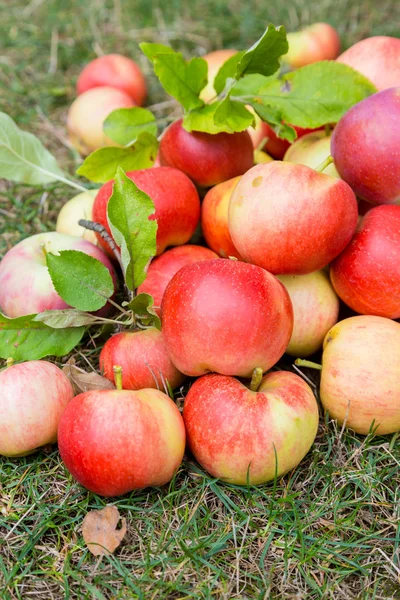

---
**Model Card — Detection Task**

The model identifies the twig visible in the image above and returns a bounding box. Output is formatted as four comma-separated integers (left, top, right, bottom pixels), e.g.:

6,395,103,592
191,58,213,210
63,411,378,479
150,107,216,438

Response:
78,220,123,271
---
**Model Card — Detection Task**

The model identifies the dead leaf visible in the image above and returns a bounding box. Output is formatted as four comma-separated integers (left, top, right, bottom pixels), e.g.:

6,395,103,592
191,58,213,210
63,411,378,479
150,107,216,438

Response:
63,358,115,394
82,505,127,556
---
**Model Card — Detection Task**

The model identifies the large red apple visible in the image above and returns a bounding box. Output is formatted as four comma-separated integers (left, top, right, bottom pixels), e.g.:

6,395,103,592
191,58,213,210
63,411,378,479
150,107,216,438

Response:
0,360,74,457
183,370,319,485
283,23,340,69
330,205,400,319
228,162,358,275
161,259,293,377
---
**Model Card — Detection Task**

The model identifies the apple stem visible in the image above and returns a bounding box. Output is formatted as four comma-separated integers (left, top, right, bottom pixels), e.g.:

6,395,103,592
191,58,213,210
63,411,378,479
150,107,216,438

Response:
6,358,14,368
294,359,323,371
113,365,123,390
315,155,334,173
249,367,264,392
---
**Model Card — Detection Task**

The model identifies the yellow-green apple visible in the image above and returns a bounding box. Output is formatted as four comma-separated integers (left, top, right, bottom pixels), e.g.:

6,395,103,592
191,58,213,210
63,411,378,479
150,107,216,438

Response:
0,360,74,457
56,190,98,245
58,370,186,496
100,328,185,390
137,245,218,314
67,86,135,155
93,166,201,257
277,271,340,357
159,119,254,188
331,88,400,205
330,205,400,318
337,36,400,91
199,49,237,102
260,123,323,160
253,149,274,164
183,370,319,484
283,22,340,68
77,53,147,105
161,259,293,377
201,177,242,259
0,232,116,318
283,130,339,178
228,162,358,275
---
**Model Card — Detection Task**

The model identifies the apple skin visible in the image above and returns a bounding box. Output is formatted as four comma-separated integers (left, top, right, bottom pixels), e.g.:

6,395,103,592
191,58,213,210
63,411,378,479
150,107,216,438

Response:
67,86,135,155
99,328,185,391
76,53,147,105
199,49,237,102
183,371,319,485
261,123,321,160
161,259,293,377
0,361,74,457
228,162,358,275
137,245,218,314
337,36,400,91
283,131,340,178
93,166,201,257
201,177,242,259
320,316,400,435
277,271,340,357
159,119,254,188
330,205,400,319
0,232,117,318
283,23,340,68
331,88,400,205
58,387,186,496
56,190,98,245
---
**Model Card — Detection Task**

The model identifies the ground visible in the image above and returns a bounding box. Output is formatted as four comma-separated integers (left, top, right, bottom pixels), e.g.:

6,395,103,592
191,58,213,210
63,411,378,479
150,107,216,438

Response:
1,0,400,598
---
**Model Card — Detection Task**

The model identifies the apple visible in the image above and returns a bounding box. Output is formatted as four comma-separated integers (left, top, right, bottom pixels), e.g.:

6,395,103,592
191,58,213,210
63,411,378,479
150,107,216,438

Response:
67,86,135,155
137,245,218,314
58,368,186,496
228,162,358,275
277,271,340,357
158,119,254,188
331,88,400,205
161,258,293,377
0,360,74,457
76,53,147,105
260,123,322,160
93,166,201,257
337,36,400,91
253,149,274,165
283,130,340,178
283,22,340,68
330,205,400,319
199,49,238,103
0,232,116,318
201,177,242,259
56,190,98,245
183,370,319,485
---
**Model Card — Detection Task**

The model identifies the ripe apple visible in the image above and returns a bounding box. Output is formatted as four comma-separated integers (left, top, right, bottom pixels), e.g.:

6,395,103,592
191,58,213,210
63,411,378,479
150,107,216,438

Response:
199,49,238,102
277,271,340,357
337,36,400,91
283,22,340,68
67,86,135,155
159,119,254,188
0,360,74,457
93,166,201,257
56,190,98,245
261,123,322,160
183,370,319,485
100,327,185,390
76,53,147,105
228,162,358,275
201,177,242,259
161,259,293,377
253,149,274,165
0,232,116,318
283,130,340,178
330,205,400,319
137,245,218,314
331,88,400,205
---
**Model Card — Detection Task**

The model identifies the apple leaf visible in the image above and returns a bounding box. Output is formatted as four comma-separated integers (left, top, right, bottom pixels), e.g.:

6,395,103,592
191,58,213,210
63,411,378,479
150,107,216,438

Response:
140,43,175,60
63,358,115,394
213,52,243,95
0,312,85,361
183,103,229,134
248,102,296,142
103,107,157,146
235,24,288,79
107,168,157,291
33,309,100,328
214,96,255,132
126,293,161,330
46,250,114,312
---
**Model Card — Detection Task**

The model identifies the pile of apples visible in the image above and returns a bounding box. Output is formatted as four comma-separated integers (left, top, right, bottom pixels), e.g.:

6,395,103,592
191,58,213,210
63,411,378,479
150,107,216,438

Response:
1,27,400,499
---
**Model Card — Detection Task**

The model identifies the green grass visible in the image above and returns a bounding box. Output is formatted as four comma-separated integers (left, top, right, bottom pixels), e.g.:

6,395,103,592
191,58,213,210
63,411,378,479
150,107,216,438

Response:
1,0,400,598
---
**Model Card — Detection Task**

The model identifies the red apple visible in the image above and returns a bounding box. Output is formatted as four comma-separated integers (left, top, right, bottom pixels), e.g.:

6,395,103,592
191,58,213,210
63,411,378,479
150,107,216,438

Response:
161,259,293,377
283,130,339,178
200,49,238,103
159,119,254,188
183,370,319,485
337,36,400,91
0,232,116,318
56,190,98,245
93,166,201,257
137,245,218,314
330,205,400,319
0,360,74,457
331,88,400,205
283,23,341,69
228,162,358,275
77,53,147,105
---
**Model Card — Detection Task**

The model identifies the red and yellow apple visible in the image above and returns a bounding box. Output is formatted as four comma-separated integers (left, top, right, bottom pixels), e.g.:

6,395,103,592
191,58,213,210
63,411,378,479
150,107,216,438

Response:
56,190,98,245
283,22,340,68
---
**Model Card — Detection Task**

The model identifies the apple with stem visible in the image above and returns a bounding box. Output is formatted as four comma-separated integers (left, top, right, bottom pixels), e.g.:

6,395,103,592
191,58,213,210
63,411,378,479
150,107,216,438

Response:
283,130,339,178
56,190,98,245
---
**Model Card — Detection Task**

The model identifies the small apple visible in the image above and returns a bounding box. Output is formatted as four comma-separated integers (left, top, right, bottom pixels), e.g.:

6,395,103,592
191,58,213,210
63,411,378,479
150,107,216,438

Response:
56,190,98,245
283,22,340,68
261,123,321,160
283,130,340,178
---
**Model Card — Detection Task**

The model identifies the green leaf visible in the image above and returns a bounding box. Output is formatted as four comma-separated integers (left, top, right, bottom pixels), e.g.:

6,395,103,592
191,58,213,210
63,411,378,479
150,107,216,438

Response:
213,97,255,132
46,250,114,312
103,107,157,146
231,73,278,96
76,133,159,183
33,309,100,328
213,52,244,95
183,103,231,134
126,293,161,330
0,313,84,361
249,102,296,142
235,24,288,79
140,43,175,60
107,168,157,290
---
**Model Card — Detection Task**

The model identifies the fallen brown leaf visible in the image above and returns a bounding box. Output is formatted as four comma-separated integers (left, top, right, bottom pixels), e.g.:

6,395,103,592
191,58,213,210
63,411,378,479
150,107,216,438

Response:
82,505,127,556
63,358,115,394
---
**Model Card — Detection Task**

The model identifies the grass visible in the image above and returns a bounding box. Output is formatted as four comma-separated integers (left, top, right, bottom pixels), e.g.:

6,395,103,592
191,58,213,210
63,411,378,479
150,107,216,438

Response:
1,0,400,598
